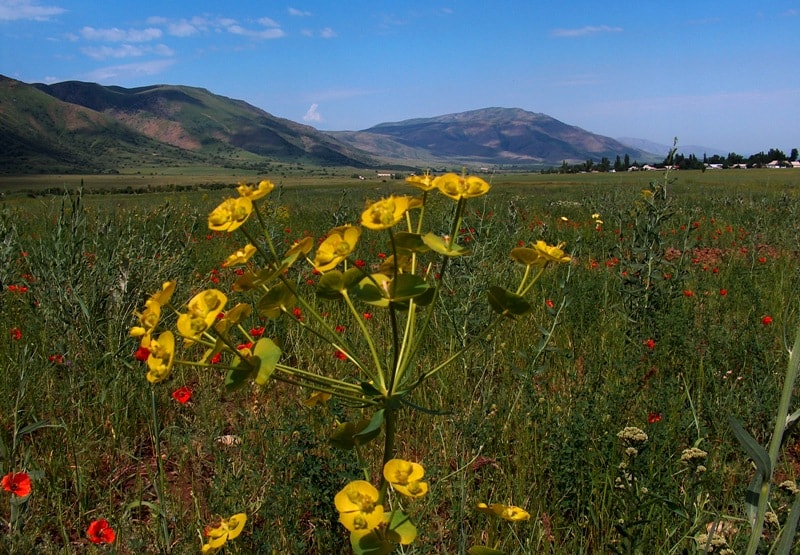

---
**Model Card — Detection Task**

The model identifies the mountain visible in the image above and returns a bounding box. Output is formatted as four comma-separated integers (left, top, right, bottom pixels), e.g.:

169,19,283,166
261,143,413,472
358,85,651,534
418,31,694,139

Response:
331,107,653,166
616,137,728,159
0,75,374,174
2,75,660,175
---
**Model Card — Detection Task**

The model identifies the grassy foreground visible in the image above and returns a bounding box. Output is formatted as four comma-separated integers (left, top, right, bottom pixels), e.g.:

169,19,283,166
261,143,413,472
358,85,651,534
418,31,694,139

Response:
2,169,800,553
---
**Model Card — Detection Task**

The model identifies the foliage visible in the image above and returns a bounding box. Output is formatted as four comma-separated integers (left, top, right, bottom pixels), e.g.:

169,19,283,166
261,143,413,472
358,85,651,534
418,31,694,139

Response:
1,172,800,553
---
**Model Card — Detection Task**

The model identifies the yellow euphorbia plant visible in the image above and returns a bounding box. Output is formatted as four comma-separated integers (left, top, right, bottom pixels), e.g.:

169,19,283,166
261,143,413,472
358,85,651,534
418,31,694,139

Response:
131,172,570,553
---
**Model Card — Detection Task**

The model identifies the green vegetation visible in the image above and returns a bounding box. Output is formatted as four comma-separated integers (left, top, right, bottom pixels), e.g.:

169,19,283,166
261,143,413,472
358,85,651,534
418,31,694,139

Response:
2,169,800,553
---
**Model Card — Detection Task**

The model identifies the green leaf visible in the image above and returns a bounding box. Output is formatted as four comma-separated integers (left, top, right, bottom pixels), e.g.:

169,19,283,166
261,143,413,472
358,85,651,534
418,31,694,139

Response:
257,283,296,319
775,488,800,555
393,232,430,254
350,529,393,555
316,270,346,299
353,409,384,444
330,416,383,450
253,338,281,386
386,509,417,545
18,420,64,436
728,416,771,479
360,381,383,397
224,356,256,391
388,274,430,302
422,232,472,257
468,547,505,555
487,286,532,317
330,422,358,450
351,274,390,307
728,416,771,523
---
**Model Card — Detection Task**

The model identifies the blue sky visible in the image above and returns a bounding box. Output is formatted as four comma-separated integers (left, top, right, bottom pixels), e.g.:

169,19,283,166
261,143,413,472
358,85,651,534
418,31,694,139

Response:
1,0,798,154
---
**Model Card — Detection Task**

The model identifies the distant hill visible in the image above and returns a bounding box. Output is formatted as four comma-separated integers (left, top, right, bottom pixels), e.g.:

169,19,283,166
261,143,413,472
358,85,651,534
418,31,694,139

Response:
0,75,375,174
2,74,663,175
331,107,653,166
616,137,728,159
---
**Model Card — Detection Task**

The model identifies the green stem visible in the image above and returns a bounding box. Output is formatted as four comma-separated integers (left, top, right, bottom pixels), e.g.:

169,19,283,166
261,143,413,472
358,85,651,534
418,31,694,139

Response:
149,388,172,552
745,322,800,555
378,407,397,504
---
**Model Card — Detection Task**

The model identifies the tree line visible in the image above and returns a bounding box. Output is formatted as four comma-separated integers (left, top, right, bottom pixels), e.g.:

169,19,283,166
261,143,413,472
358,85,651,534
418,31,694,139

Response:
544,147,799,174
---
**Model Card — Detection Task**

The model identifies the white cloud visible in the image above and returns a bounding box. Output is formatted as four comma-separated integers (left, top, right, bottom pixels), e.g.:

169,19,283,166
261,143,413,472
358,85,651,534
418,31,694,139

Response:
83,59,176,82
288,7,312,16
319,27,337,38
166,20,200,37
0,0,65,21
258,17,280,27
551,25,623,38
80,42,174,61
303,103,322,123
80,26,162,42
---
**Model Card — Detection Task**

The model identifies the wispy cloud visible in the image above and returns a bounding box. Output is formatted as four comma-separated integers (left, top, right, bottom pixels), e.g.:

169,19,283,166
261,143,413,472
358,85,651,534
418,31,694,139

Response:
288,7,312,17
80,26,162,42
782,8,798,16
319,27,337,38
80,43,174,61
303,103,322,122
551,25,622,38
142,15,285,40
83,59,176,82
0,0,65,21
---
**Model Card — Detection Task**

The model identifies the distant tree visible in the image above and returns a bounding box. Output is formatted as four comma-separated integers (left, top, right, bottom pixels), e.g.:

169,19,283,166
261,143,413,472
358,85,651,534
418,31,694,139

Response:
726,152,744,166
623,153,630,170
584,159,594,172
614,155,622,172
599,157,611,172
790,148,798,162
767,148,786,161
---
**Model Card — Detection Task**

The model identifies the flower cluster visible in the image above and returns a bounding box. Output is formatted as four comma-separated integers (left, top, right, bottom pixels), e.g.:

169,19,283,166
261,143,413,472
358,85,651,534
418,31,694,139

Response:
202,513,247,553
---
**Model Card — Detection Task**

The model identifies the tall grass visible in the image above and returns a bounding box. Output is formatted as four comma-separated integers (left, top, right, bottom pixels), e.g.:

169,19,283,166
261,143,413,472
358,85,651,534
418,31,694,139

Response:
1,172,799,553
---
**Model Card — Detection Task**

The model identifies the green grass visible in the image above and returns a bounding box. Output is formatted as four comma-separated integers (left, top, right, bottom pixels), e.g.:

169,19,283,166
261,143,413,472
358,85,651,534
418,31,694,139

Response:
1,169,800,553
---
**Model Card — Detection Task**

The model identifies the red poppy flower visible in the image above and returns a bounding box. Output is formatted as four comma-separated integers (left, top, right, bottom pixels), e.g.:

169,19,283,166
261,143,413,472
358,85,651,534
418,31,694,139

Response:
210,352,222,364
648,412,663,424
334,350,347,360
134,346,150,362
355,259,366,268
87,518,116,544
363,312,373,320
48,354,65,364
1,471,31,497
237,341,253,351
335,325,346,334
762,315,773,326
683,290,694,297
719,289,727,296
10,327,21,341
249,326,265,337
292,307,303,321
643,338,655,351
545,299,555,309
171,386,192,405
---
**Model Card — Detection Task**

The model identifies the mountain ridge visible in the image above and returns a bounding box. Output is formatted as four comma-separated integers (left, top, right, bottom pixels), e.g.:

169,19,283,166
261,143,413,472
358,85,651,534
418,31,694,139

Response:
2,74,660,174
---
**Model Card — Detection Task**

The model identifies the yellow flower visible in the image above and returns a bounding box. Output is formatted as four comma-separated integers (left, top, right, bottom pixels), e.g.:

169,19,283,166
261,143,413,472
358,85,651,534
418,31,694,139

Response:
313,225,361,272
405,172,436,191
303,391,332,407
221,244,258,268
361,196,411,230
208,197,253,232
201,513,247,552
130,299,162,341
383,459,428,499
334,480,384,532
177,289,228,339
149,280,176,306
532,240,570,265
237,179,274,200
146,331,175,383
433,173,490,201
476,502,531,522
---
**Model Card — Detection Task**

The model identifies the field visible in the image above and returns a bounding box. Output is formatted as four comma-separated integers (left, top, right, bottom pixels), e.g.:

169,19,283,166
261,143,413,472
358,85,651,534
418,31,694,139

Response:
2,168,800,554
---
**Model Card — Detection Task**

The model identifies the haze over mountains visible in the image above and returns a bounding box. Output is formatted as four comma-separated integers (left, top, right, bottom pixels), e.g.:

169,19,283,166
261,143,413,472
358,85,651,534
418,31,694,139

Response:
1,75,666,175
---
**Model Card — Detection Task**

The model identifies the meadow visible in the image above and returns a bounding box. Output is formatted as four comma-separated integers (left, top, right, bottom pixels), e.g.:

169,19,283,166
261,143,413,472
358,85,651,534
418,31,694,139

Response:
2,168,800,554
